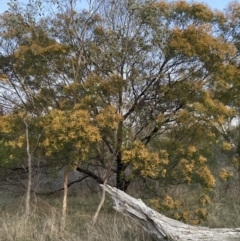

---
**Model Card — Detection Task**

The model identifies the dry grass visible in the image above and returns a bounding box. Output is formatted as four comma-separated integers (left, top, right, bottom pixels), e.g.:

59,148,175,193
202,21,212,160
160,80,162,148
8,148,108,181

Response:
1,182,240,241
201,180,240,228
205,197,240,228
0,191,152,241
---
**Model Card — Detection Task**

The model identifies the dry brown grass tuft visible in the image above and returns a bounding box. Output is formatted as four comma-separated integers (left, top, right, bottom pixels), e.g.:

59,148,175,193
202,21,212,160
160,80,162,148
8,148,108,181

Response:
205,197,240,228
0,192,152,241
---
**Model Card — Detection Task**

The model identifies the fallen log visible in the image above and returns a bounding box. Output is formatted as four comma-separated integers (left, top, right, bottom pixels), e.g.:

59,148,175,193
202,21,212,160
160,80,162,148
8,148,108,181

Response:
101,184,240,241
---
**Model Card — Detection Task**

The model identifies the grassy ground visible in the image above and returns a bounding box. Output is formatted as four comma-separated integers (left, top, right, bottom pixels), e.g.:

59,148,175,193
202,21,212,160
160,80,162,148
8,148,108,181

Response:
204,197,240,228
1,185,240,241
0,191,152,241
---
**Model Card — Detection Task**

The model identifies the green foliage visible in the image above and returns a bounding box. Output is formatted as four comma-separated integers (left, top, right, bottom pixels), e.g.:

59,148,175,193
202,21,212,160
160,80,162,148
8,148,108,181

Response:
0,114,26,167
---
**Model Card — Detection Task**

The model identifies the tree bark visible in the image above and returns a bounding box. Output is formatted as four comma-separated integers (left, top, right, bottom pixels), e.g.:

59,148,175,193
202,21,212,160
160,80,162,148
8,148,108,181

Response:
24,120,31,216
116,151,125,191
61,170,68,229
101,184,240,241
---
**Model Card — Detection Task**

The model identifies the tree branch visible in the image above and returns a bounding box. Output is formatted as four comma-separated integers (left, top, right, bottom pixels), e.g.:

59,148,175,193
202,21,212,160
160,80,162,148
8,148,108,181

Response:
76,167,104,184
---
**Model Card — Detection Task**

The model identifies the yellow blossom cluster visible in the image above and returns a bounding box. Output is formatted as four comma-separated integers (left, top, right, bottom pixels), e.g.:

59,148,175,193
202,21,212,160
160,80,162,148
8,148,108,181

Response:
41,109,101,156
199,194,211,206
222,142,233,151
232,156,240,167
219,168,233,181
96,105,122,130
196,166,215,188
122,141,169,178
179,158,195,184
161,195,180,210
0,114,14,133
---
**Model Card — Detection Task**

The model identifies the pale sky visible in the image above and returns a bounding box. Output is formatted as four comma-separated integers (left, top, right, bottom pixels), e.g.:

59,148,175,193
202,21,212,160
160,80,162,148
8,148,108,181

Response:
0,0,237,13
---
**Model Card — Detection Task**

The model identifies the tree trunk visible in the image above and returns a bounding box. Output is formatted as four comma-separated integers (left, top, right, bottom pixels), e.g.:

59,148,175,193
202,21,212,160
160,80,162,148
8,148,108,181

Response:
116,152,124,190
24,120,31,216
61,170,69,229
116,152,130,192
116,118,129,191
101,184,240,241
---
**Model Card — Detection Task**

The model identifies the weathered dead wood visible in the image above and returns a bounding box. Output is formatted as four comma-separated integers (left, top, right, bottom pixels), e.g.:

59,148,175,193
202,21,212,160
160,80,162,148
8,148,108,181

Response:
101,184,240,241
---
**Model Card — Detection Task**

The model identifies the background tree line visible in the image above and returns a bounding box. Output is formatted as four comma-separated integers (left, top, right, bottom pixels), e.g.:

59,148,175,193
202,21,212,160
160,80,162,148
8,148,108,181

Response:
1,0,240,224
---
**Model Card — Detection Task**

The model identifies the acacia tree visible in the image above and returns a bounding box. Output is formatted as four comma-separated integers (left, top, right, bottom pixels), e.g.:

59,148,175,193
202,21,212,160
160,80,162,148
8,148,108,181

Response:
206,1,240,200
0,0,239,223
